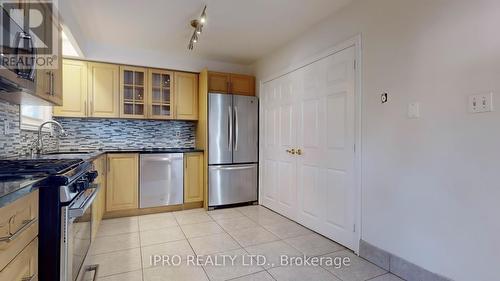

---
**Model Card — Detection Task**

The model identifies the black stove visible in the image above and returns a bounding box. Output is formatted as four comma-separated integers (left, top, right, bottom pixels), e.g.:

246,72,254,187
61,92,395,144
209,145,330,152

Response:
0,159,84,177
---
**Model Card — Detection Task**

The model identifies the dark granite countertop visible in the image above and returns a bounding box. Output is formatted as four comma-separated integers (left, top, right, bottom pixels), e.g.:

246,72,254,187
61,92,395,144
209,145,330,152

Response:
0,147,203,207
0,176,44,208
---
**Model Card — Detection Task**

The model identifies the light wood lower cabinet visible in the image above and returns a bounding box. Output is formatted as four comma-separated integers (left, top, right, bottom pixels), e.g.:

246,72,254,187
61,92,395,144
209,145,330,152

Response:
106,154,139,212
0,238,38,281
184,152,204,203
175,72,199,120
0,190,38,271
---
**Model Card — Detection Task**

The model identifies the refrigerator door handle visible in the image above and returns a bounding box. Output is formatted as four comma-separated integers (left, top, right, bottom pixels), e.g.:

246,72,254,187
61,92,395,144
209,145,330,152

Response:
228,106,233,151
211,165,253,171
234,106,239,151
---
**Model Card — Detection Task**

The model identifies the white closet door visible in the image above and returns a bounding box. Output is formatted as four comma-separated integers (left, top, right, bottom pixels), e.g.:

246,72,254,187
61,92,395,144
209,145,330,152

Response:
296,46,356,248
261,73,298,219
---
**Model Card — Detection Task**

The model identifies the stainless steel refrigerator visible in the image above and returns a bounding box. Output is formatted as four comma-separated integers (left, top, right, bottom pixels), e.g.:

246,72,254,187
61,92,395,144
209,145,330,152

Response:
208,93,258,207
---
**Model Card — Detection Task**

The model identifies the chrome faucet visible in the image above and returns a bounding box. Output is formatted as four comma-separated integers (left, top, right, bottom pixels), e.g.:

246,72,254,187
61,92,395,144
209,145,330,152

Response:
34,120,68,155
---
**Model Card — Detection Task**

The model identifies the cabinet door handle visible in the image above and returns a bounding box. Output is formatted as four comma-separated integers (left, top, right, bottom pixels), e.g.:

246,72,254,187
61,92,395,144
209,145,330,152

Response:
46,71,51,95
22,274,37,281
50,72,55,96
0,218,37,243
83,264,99,281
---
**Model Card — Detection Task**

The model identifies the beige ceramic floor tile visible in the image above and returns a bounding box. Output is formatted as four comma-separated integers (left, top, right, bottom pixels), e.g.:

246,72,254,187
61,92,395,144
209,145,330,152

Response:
202,248,265,281
230,271,276,281
248,212,291,226
228,226,279,247
188,233,241,255
100,216,138,225
141,239,195,268
89,232,140,255
138,215,178,231
262,221,312,239
96,220,139,237
245,240,302,269
321,250,387,281
268,265,341,281
207,208,245,221
98,270,143,281
180,221,224,238
175,212,213,225
284,233,344,257
140,226,186,246
216,216,259,232
143,263,208,281
369,273,405,281
85,248,142,278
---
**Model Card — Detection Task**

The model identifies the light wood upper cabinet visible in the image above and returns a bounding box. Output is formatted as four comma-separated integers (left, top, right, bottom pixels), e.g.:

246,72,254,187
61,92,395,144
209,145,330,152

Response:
53,59,88,117
184,152,204,203
207,72,230,93
88,62,120,118
32,2,63,106
175,72,199,120
148,69,174,119
207,71,255,96
229,74,255,96
120,66,147,119
106,154,138,212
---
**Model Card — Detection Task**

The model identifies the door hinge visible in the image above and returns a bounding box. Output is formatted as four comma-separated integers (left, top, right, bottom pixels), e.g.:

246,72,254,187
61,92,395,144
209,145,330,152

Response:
354,60,356,70
353,224,356,232
353,144,356,153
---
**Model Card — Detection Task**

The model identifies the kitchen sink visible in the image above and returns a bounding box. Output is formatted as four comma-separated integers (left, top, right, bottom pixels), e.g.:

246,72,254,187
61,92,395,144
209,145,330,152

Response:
45,151,94,155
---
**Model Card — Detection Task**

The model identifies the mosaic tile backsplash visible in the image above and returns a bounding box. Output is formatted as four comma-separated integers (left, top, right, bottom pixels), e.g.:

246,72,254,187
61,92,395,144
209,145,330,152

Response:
0,100,196,158
53,118,195,150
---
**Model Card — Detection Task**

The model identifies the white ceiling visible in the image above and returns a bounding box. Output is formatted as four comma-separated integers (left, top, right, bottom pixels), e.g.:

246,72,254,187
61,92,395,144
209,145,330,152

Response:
60,0,352,66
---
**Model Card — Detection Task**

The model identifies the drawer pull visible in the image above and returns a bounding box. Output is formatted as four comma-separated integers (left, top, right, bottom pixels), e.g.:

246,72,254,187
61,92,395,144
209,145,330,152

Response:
0,218,37,243
22,274,37,281
84,264,99,281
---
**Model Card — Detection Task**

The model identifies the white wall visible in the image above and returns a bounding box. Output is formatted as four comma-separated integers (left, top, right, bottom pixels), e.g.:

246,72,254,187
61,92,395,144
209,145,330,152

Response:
80,42,254,74
253,0,500,280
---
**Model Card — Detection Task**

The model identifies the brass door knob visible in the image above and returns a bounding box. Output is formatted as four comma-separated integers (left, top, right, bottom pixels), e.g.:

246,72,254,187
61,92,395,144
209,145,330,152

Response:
296,149,302,155
286,148,296,155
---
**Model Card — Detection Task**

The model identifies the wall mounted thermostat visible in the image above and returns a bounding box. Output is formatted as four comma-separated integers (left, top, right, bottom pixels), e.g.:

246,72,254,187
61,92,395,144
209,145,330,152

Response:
381,93,388,104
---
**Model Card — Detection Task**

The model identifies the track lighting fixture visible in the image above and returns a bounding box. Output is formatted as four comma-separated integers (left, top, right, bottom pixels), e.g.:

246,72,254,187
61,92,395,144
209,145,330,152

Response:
187,6,207,50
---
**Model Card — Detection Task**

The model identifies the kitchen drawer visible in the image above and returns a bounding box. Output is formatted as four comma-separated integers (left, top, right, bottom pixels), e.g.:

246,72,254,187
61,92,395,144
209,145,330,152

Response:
0,238,38,281
0,190,39,271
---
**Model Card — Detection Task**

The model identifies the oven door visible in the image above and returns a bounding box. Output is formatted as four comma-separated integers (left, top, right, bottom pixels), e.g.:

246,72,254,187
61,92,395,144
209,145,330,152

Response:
62,187,97,281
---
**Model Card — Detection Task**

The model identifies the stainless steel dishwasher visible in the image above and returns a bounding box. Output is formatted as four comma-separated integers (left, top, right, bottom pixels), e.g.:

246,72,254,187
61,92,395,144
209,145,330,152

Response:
140,153,184,208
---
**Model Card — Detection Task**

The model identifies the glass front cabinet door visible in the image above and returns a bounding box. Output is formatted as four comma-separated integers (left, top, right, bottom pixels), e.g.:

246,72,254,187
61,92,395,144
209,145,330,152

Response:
120,66,147,118
148,69,174,119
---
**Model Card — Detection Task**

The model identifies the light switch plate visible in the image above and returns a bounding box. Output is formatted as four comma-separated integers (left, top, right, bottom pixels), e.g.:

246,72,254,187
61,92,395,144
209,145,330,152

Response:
469,93,494,113
408,102,420,119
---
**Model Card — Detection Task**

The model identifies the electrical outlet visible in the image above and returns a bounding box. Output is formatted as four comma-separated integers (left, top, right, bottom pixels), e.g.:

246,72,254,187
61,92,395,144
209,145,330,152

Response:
469,93,494,113
408,102,420,119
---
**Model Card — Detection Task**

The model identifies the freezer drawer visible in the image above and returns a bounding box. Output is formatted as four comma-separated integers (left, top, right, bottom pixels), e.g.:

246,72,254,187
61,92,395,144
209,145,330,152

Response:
209,164,258,206
140,154,184,208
